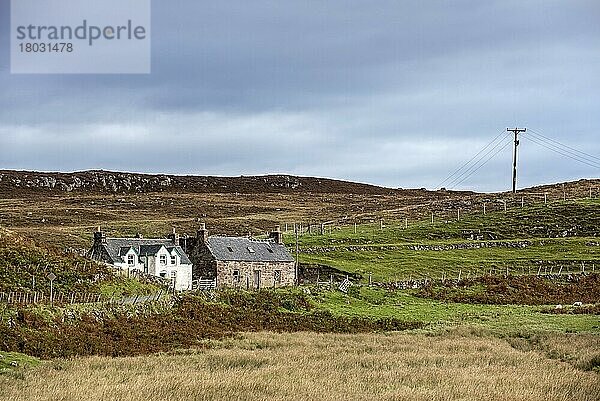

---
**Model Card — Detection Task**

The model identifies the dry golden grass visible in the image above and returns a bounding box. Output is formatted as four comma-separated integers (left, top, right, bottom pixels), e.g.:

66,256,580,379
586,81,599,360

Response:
507,332,600,372
1,331,598,401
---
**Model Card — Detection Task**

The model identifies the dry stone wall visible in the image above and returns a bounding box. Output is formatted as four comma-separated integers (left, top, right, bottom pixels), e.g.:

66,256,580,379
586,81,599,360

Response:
216,260,295,289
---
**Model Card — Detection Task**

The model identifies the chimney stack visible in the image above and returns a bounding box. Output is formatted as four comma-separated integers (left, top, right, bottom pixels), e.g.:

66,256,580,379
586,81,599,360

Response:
197,223,209,244
270,225,284,245
93,227,106,245
168,227,180,245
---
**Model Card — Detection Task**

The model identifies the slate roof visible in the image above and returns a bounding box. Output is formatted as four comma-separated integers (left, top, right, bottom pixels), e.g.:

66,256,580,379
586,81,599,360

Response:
101,238,192,264
206,236,295,262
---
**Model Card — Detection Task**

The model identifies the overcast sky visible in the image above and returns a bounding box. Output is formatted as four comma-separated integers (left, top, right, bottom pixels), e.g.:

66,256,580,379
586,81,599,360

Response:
0,1,599,191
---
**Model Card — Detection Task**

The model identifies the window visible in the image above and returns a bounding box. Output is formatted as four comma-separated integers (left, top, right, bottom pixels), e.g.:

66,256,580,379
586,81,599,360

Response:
127,254,135,266
171,271,177,279
274,270,282,284
233,269,240,283
159,271,167,278
247,246,255,253
159,254,167,266
227,246,234,252
170,255,176,265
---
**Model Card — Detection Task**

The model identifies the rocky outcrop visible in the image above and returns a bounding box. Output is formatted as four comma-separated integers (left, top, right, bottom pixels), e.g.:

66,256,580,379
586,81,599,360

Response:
0,170,400,196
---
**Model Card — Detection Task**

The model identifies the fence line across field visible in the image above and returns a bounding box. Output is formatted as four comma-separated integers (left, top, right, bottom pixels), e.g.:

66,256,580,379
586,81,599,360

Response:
0,290,167,306
312,268,593,291
0,268,593,306
280,191,598,237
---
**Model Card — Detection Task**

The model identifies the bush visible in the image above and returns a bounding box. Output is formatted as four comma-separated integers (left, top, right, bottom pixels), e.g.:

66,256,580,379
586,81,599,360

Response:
0,292,423,359
418,274,600,306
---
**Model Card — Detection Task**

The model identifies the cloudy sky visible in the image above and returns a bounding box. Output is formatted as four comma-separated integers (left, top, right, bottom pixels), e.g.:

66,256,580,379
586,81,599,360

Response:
0,1,599,191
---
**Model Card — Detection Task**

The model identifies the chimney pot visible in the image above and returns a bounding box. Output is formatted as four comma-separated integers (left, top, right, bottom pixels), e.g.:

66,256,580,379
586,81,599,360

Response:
168,227,180,245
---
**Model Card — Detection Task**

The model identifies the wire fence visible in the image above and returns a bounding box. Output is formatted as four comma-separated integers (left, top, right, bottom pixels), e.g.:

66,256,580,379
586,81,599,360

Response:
276,190,599,238
308,268,595,292
0,290,167,306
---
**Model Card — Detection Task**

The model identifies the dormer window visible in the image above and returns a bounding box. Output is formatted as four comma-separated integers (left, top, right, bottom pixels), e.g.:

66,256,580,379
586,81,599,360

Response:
267,248,274,253
247,246,255,253
227,246,234,252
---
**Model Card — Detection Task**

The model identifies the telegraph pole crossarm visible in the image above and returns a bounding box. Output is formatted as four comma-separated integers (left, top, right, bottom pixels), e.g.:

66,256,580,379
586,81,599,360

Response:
507,127,526,193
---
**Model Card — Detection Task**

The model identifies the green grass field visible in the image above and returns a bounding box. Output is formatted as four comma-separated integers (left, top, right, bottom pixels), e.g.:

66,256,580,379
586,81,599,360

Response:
288,199,600,281
307,286,599,334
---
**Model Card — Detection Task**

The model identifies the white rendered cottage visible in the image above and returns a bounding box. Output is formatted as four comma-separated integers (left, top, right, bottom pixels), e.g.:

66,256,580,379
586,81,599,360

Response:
88,229,193,291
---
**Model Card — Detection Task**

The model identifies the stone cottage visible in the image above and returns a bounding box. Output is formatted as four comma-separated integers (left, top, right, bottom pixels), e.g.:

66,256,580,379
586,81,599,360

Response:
88,229,193,291
180,224,296,289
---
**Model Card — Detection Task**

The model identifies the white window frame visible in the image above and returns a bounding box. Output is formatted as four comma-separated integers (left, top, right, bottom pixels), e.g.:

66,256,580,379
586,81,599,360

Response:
159,254,167,266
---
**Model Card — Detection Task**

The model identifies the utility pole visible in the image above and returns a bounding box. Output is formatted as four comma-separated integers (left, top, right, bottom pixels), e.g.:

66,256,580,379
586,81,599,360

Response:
507,127,526,193
295,225,299,286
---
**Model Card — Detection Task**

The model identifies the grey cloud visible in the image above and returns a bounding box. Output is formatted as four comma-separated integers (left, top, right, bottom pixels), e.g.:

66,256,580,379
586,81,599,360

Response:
0,0,599,190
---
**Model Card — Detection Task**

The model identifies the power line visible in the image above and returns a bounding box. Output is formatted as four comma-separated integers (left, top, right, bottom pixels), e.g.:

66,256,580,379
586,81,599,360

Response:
448,136,506,188
527,129,600,165
450,139,513,189
446,136,512,189
437,129,506,188
523,135,600,169
438,126,599,192
521,135,600,169
528,128,600,162
447,132,502,187
523,133,600,168
527,133,600,167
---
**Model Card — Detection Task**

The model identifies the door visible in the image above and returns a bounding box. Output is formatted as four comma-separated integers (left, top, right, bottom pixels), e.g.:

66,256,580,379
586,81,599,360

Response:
253,270,261,290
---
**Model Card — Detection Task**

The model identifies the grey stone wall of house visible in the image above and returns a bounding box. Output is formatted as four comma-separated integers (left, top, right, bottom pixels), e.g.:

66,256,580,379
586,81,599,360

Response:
179,224,296,287
179,236,216,279
216,260,295,289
